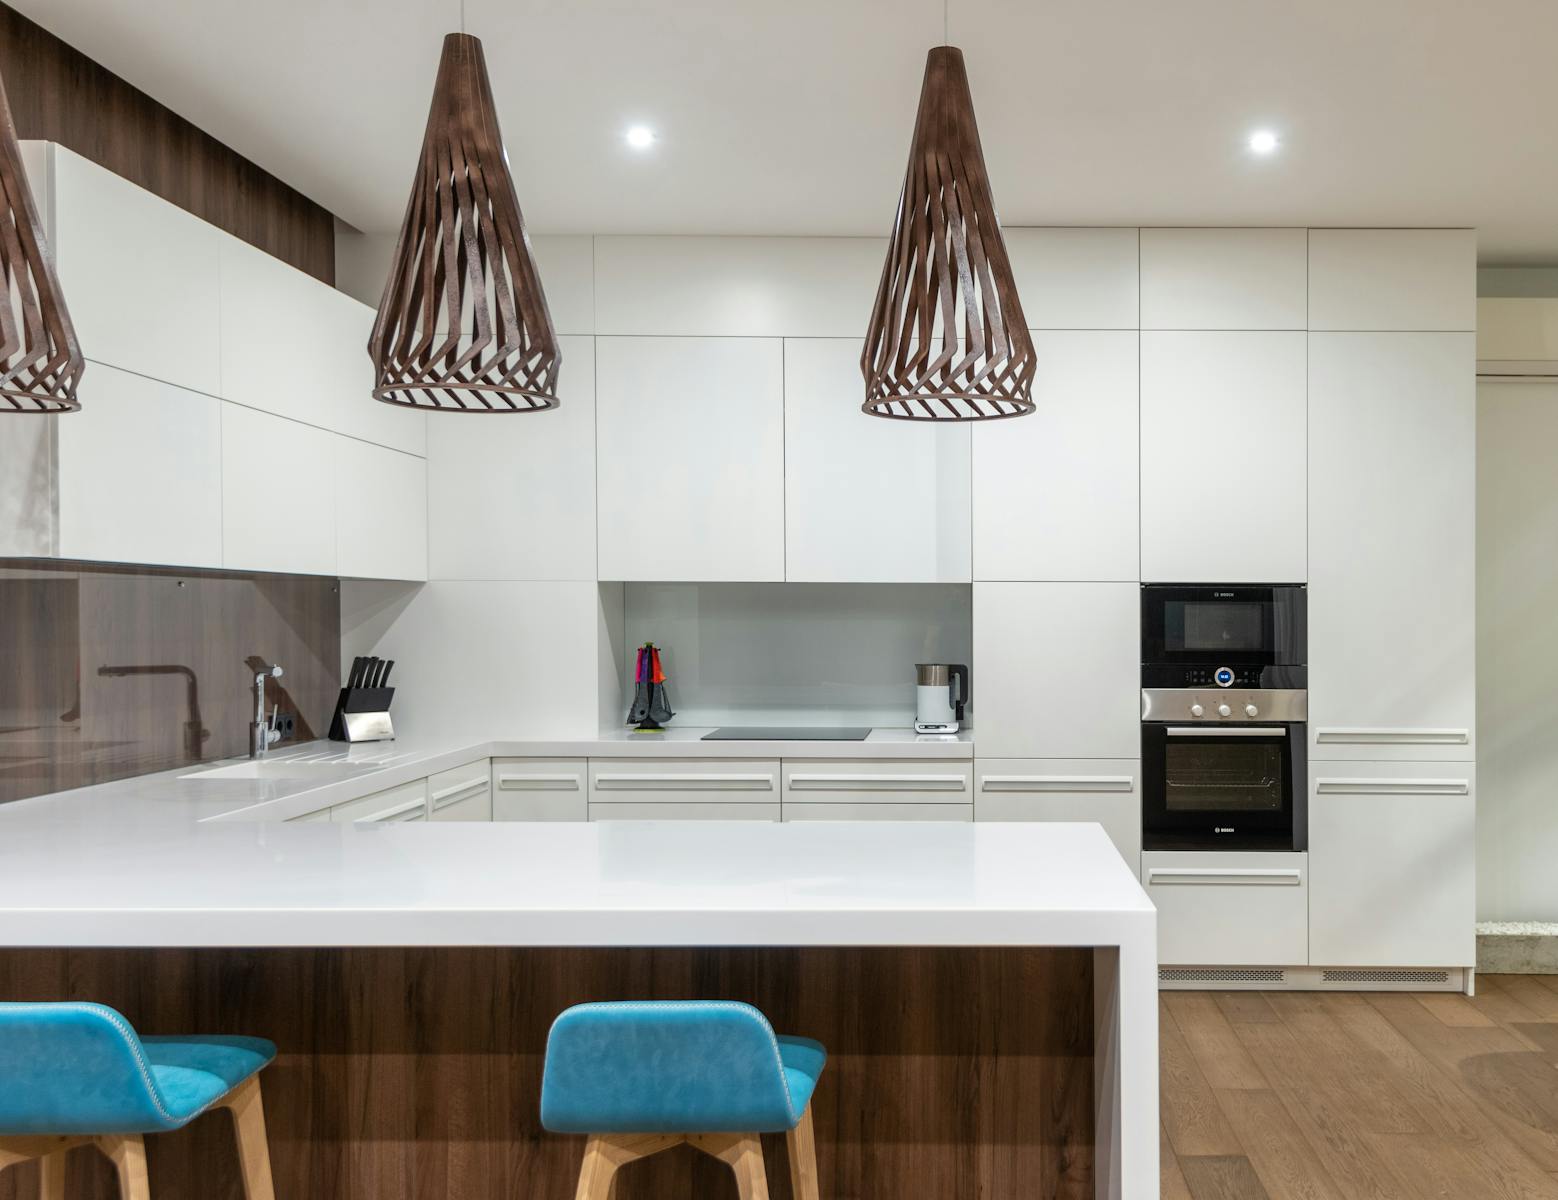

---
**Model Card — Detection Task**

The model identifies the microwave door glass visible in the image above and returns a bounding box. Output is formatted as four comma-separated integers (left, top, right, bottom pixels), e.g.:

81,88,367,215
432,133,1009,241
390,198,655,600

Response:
1163,740,1285,814
1169,600,1267,655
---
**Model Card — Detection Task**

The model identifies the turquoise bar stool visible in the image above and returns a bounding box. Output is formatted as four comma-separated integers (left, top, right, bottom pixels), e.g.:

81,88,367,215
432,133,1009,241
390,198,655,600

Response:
0,1002,277,1200
542,1001,825,1200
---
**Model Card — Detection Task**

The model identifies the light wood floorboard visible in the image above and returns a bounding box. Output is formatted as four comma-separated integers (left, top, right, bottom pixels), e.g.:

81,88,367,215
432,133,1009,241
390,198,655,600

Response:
1162,978,1558,1200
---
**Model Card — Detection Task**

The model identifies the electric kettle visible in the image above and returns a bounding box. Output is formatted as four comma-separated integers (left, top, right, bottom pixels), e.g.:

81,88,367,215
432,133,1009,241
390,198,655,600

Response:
915,663,969,733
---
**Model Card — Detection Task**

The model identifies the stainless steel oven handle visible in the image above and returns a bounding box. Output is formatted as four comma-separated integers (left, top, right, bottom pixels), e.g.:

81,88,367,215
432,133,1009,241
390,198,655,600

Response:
1164,726,1288,737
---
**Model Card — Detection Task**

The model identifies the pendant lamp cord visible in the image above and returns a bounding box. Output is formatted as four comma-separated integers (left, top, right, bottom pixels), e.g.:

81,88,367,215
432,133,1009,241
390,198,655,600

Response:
460,0,465,33
943,0,949,44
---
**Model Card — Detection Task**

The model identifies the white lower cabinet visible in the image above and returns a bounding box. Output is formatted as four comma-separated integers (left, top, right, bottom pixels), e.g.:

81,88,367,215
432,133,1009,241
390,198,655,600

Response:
285,807,332,823
588,759,781,821
427,760,492,823
329,778,429,823
1143,851,1308,966
974,760,1140,875
1308,762,1475,968
780,759,972,816
492,758,588,821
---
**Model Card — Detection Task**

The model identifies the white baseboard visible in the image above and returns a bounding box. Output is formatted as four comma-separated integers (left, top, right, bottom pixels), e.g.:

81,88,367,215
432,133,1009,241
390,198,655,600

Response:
1159,965,1468,992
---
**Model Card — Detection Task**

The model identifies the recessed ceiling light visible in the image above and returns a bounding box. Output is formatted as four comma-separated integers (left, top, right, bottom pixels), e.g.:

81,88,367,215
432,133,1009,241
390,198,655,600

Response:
625,125,656,150
1247,129,1280,156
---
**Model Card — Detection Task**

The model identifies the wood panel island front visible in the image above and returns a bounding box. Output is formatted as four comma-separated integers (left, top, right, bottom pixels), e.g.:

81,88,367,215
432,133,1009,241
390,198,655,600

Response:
0,808,1156,1199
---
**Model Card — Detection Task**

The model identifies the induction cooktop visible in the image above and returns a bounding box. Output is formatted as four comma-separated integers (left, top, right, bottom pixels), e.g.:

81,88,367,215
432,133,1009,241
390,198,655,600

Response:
701,727,872,741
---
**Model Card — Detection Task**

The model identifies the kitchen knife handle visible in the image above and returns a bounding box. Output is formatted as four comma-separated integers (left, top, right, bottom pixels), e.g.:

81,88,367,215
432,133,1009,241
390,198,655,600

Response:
379,661,394,688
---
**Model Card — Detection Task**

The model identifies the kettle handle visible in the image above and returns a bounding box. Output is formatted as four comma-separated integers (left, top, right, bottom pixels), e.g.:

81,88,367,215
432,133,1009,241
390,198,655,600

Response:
949,664,970,722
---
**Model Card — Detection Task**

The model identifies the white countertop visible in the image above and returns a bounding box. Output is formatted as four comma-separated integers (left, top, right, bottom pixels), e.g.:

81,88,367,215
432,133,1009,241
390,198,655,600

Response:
0,728,975,826
0,818,1149,948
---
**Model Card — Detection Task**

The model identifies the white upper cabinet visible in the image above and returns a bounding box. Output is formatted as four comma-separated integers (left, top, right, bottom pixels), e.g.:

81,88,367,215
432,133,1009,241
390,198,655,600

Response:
973,330,1138,581
1308,230,1476,331
784,338,970,582
1003,228,1139,329
57,364,222,569
1308,333,1475,759
973,582,1140,759
46,145,222,394
428,335,596,581
530,235,597,335
221,404,337,576
596,337,785,581
593,237,883,337
336,439,428,581
1140,229,1307,330
1140,331,1307,583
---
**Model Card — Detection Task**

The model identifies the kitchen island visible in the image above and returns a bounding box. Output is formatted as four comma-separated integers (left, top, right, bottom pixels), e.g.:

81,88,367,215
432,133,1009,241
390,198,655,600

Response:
0,801,1155,1199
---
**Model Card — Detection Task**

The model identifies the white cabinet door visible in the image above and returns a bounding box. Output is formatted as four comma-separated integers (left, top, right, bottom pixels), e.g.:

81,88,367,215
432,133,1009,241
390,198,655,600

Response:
783,803,970,821
781,759,973,807
330,778,430,823
1308,230,1476,332
588,758,781,805
1309,763,1475,968
784,338,970,582
973,331,1138,581
49,146,222,395
428,335,596,581
1143,851,1308,966
428,761,493,822
590,802,779,821
973,582,1139,759
1140,229,1307,331
596,337,784,581
974,759,1140,875
335,439,428,581
1003,228,1139,330
1308,334,1475,759
221,404,336,576
492,758,588,821
1140,332,1307,583
57,364,222,568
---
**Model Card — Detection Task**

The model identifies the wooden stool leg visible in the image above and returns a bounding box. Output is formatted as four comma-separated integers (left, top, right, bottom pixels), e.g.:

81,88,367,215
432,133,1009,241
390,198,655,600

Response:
689,1133,769,1200
576,1134,683,1200
38,1151,68,1200
223,1076,277,1200
94,1136,149,1200
785,1107,820,1200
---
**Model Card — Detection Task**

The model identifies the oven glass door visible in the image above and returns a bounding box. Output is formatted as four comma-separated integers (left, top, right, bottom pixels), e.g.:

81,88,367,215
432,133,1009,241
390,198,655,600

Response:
1142,723,1302,849
1142,586,1303,668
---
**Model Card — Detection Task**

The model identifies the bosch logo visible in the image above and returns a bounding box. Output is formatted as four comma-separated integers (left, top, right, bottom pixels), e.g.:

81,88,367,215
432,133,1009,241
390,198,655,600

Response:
1213,666,1235,687
1215,827,1236,834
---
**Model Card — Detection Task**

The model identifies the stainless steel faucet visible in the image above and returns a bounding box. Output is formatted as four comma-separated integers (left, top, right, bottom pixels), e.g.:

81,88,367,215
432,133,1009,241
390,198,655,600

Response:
251,664,284,759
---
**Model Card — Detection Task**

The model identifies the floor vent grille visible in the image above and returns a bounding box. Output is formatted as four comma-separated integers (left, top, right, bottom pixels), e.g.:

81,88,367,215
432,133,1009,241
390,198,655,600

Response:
1160,967,1285,984
1321,968,1450,984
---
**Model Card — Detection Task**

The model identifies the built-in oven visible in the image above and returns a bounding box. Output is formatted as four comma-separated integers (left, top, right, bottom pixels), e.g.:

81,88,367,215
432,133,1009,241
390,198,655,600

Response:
1141,689,1307,851
1141,583,1307,851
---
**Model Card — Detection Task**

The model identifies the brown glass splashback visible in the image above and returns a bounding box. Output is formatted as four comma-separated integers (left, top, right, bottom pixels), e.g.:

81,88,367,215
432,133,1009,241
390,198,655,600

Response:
0,560,339,804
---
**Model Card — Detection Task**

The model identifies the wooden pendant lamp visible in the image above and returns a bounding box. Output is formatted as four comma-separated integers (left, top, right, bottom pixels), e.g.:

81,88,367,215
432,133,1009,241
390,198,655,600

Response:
370,33,560,412
861,47,1034,421
0,66,84,414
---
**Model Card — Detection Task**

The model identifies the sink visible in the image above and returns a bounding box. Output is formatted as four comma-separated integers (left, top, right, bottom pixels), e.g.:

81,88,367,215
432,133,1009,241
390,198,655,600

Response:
181,751,386,782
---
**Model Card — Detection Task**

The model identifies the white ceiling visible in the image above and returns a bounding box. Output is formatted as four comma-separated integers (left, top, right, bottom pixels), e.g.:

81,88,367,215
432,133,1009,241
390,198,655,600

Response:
15,0,1558,261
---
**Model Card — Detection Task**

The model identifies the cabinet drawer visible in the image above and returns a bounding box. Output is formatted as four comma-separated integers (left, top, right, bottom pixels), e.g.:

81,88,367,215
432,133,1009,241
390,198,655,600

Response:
781,759,972,806
589,802,779,822
1143,851,1308,967
428,760,492,822
492,758,587,821
783,802,970,822
589,759,780,805
1309,762,1474,967
330,778,429,824
975,759,1140,875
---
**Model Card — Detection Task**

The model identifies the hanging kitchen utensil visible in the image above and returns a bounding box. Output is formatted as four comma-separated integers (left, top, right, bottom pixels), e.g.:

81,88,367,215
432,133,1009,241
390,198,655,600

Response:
627,642,675,731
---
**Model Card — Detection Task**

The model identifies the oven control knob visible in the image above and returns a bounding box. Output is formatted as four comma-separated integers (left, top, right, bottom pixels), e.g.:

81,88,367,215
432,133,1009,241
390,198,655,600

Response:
1217,703,1233,718
1245,703,1259,718
1190,703,1204,717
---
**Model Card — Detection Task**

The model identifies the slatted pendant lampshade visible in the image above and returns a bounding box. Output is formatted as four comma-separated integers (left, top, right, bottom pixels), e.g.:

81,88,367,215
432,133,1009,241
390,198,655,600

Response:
0,66,84,414
861,47,1034,421
370,33,560,412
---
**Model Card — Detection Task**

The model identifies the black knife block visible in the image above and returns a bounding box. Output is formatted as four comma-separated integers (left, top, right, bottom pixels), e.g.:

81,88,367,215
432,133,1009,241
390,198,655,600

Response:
328,686,396,742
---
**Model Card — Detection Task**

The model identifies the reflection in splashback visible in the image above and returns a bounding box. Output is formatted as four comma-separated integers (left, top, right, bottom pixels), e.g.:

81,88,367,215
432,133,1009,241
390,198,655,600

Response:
0,560,340,803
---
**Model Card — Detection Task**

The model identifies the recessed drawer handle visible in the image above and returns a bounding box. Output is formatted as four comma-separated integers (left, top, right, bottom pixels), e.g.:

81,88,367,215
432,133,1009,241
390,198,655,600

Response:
788,774,967,792
431,779,488,808
979,775,1133,793
594,773,775,791
1315,728,1469,745
498,774,582,791
357,797,426,822
1147,868,1302,887
1316,779,1470,796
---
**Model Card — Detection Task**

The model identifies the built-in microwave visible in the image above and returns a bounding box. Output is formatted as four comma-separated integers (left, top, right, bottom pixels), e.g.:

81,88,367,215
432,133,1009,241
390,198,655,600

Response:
1141,584,1306,689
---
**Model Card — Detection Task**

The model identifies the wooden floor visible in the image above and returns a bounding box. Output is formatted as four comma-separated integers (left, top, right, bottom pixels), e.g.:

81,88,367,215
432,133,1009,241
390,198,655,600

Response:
1160,975,1558,1199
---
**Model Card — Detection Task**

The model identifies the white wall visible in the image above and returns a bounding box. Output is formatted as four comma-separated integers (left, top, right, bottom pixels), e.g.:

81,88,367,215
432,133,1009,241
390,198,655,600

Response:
1477,382,1558,921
